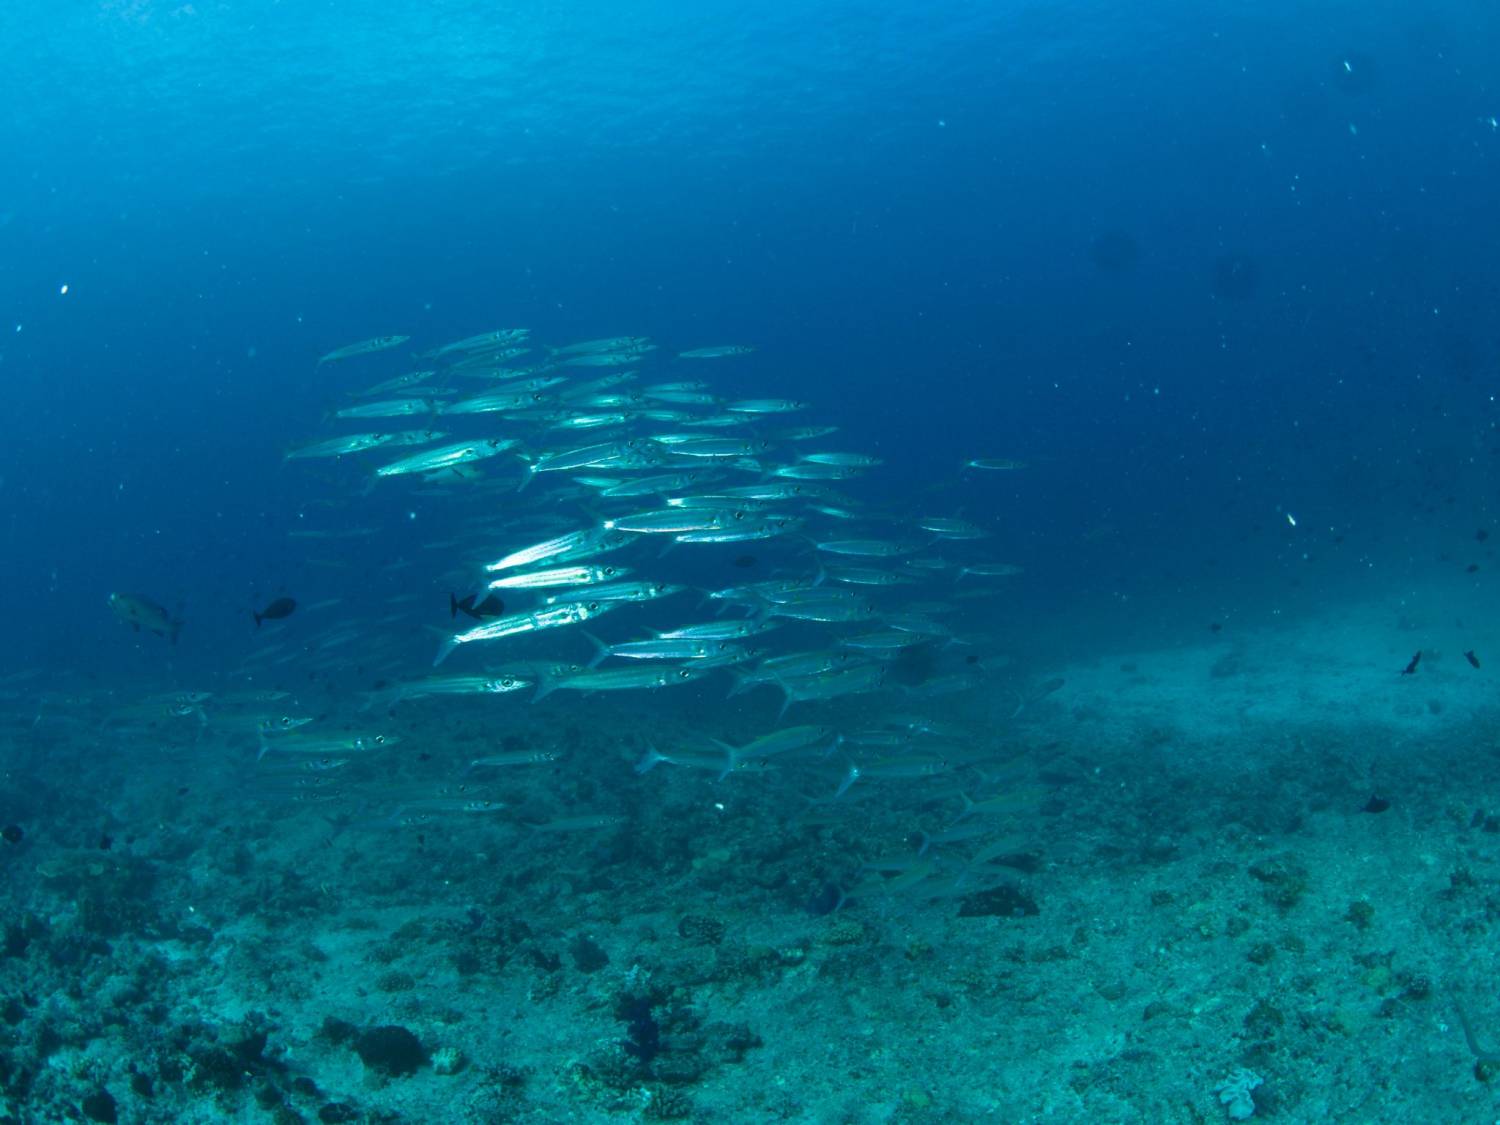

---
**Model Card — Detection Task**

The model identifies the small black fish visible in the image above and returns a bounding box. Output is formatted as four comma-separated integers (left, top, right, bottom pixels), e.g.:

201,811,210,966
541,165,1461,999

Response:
450,592,505,620
1362,795,1390,814
98,834,113,852
1209,622,1223,633
253,596,297,628
732,554,757,569
1466,650,1481,669
1401,651,1421,675
1,825,22,845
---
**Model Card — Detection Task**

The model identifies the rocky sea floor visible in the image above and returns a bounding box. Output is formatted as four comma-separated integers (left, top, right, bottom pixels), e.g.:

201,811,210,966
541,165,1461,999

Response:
4,610,1500,1124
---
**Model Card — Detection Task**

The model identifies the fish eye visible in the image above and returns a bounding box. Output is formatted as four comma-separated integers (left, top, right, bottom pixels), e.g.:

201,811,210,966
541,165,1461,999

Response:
375,735,387,744
588,602,600,611
604,566,616,576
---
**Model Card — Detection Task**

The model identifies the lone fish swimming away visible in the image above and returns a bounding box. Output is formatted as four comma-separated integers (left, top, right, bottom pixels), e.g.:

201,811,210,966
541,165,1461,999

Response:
108,593,182,644
254,597,297,628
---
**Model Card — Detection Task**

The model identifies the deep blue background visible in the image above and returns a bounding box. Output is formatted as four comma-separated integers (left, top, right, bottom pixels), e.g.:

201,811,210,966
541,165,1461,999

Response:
2,1,1498,675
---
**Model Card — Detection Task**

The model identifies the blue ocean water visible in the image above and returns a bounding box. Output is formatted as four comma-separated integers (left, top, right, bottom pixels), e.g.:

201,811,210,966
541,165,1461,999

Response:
5,2,1500,1121
2,0,1492,670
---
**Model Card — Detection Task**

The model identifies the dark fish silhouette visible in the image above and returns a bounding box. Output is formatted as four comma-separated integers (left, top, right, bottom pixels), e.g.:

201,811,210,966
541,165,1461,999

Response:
1089,230,1140,273
450,592,506,620
1362,795,1390,814
732,554,757,569
1466,650,1481,669
254,596,297,628
1211,253,1259,300
1400,651,1422,675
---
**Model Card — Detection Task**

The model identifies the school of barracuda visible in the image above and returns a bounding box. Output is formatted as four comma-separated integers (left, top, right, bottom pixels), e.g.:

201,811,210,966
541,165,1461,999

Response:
98,328,1042,909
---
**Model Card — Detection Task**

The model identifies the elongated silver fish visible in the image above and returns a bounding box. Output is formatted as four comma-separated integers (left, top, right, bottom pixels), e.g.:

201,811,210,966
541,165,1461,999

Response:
524,440,643,483
599,472,705,498
533,663,708,702
375,438,515,478
257,731,398,762
800,451,883,467
487,564,630,590
714,724,837,765
285,433,398,460
542,579,683,605
658,436,771,459
655,619,779,641
824,566,914,587
776,662,885,713
814,538,915,558
553,336,652,357
957,563,1024,579
726,399,806,414
764,596,878,623
426,329,530,356
561,351,652,367
587,635,741,666
465,750,559,771
438,391,549,416
317,335,410,365
776,424,840,441
334,398,434,419
484,528,631,572
678,345,756,359
604,507,744,534
364,674,532,709
770,463,858,481
434,599,621,665
352,370,437,396
675,518,801,544
917,516,987,539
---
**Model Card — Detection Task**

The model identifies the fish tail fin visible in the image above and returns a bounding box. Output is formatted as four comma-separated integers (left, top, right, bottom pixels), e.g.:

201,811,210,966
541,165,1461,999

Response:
532,675,556,703
583,631,608,669
432,637,459,667
834,763,860,799
634,745,665,774
916,832,932,857
449,593,459,619
516,464,536,493
709,737,741,776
